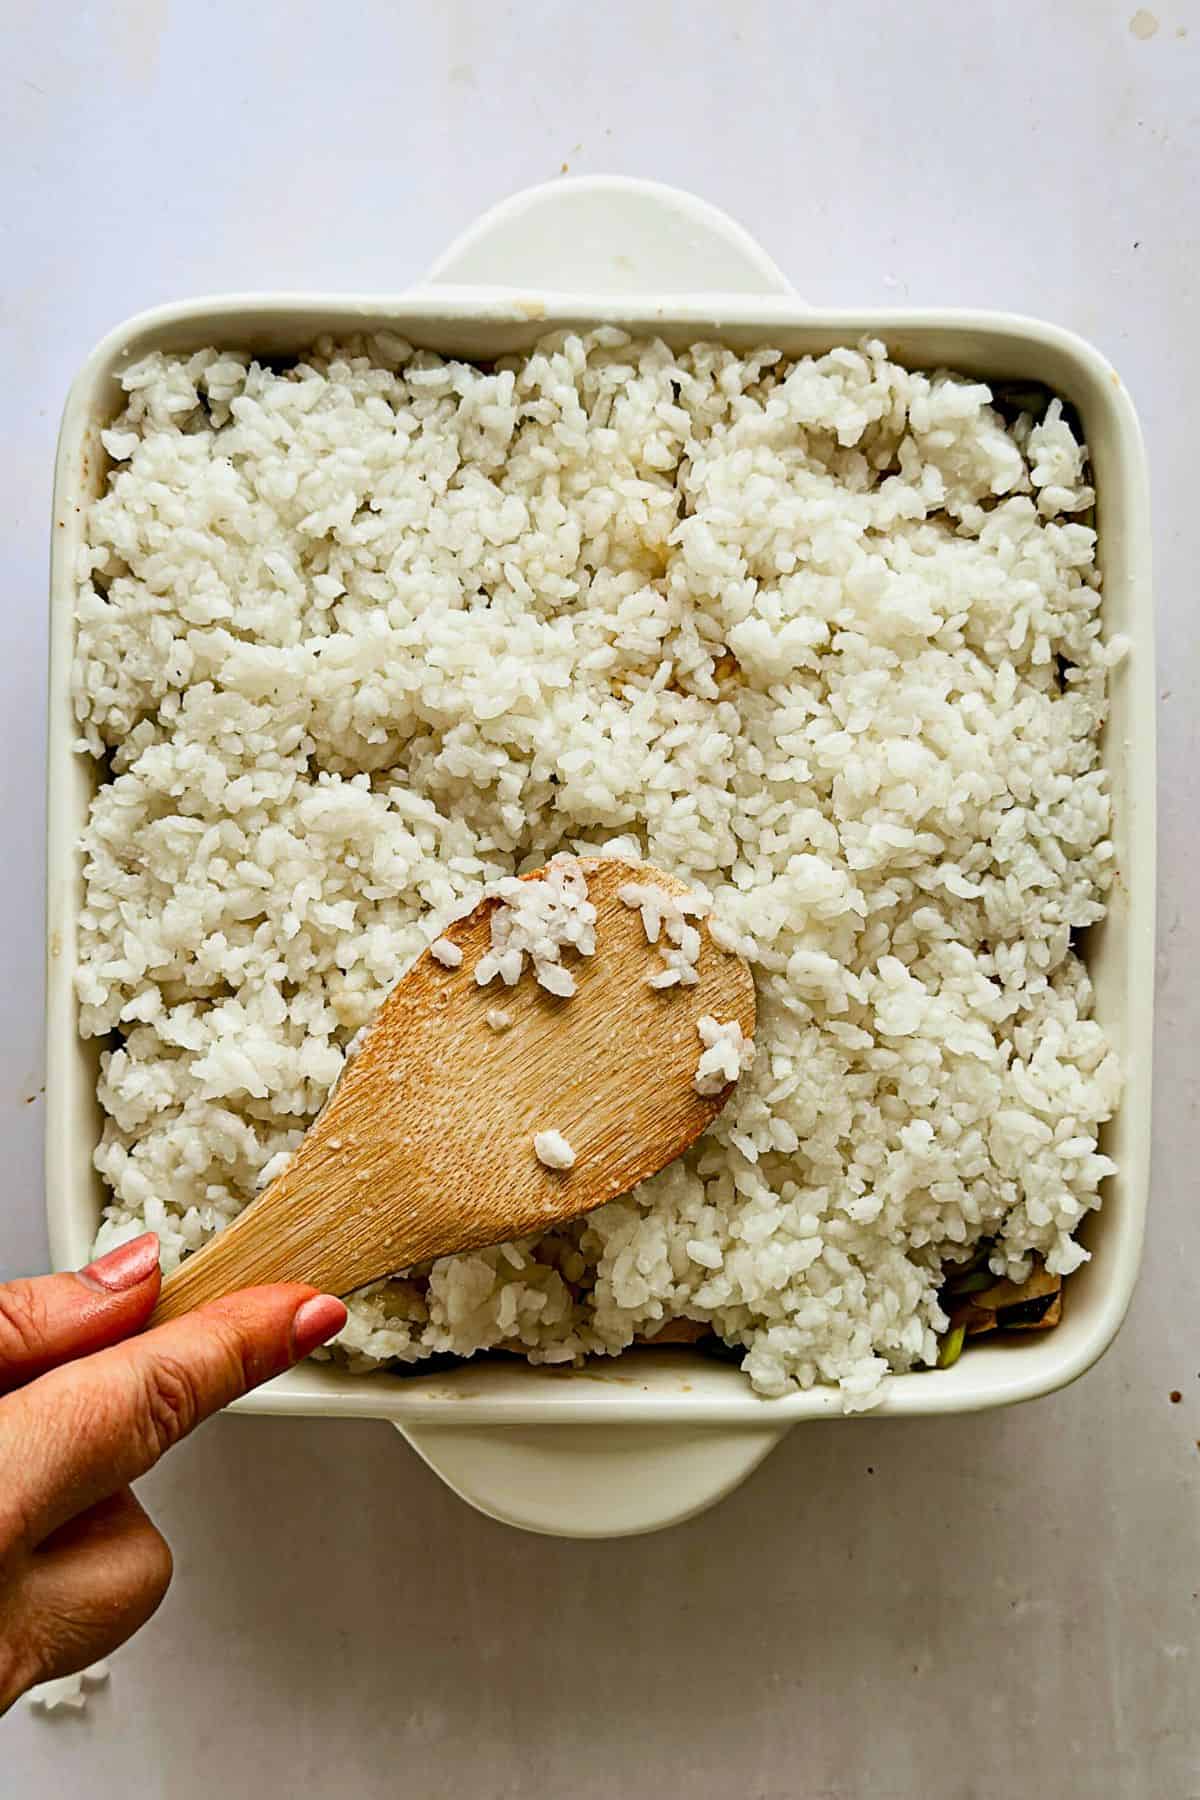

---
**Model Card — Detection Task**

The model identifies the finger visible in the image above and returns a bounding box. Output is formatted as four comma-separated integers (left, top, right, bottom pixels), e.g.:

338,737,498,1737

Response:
10,1490,173,1706
0,1234,162,1394
0,1286,346,1549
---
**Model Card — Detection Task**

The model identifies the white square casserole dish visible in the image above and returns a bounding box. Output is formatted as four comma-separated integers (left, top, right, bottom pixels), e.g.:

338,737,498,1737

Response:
46,179,1155,1537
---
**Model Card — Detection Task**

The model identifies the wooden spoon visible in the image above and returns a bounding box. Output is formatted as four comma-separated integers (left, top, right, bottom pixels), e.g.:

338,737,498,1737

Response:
151,858,755,1322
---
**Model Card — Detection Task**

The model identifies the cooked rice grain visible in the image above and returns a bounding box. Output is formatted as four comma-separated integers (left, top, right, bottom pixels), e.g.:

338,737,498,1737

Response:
533,1130,577,1171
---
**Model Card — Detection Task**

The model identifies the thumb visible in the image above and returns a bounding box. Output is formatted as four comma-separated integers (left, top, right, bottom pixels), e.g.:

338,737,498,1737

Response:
0,1285,347,1550
0,1233,162,1394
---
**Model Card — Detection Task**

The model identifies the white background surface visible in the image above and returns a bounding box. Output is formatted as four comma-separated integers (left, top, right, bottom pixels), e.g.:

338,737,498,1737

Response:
2,1,1197,1794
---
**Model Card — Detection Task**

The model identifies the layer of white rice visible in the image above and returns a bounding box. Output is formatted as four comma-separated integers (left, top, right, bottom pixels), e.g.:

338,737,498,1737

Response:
72,329,1121,1409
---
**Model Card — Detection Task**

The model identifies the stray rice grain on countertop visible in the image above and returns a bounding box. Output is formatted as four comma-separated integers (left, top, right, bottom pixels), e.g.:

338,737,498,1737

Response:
74,332,1121,1410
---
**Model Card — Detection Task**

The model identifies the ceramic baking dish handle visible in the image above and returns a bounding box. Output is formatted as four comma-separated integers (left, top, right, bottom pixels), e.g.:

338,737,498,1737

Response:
396,1419,788,1537
421,173,796,297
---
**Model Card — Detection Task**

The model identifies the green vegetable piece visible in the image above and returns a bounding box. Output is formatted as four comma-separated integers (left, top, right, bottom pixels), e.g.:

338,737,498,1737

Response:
938,1323,966,1369
946,1268,993,1296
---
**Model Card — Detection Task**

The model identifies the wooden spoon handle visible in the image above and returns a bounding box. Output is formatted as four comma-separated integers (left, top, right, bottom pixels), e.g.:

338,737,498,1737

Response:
149,1173,387,1323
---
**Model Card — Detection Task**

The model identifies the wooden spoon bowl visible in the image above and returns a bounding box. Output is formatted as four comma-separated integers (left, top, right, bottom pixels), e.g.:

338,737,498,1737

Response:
152,859,755,1322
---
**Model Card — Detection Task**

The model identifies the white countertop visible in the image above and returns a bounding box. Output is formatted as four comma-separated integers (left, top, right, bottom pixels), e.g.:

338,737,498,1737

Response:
3,2,1197,1793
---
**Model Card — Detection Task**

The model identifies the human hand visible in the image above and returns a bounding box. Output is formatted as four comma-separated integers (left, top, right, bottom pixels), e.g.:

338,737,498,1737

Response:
0,1233,346,1712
